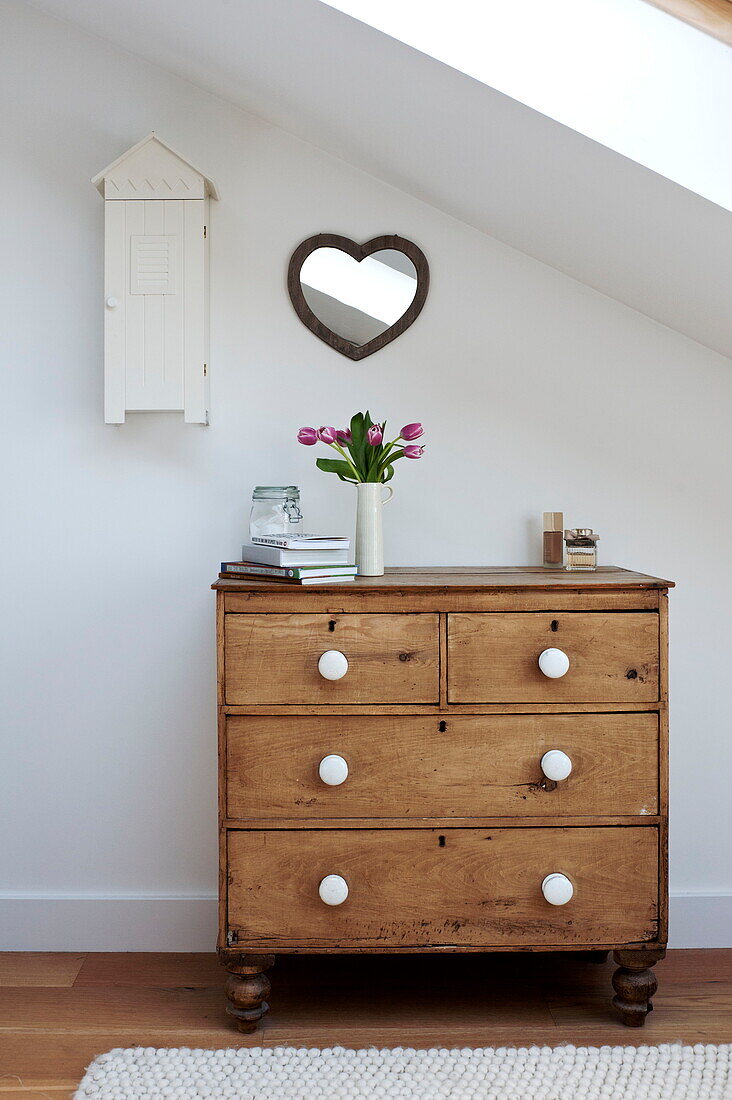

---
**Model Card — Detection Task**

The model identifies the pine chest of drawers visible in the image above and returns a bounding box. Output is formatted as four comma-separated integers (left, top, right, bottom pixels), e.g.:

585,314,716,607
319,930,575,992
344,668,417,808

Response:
213,566,672,1030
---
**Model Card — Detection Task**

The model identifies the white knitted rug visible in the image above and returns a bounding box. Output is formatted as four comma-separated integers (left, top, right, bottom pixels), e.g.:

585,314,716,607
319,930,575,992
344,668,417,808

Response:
75,1044,731,1099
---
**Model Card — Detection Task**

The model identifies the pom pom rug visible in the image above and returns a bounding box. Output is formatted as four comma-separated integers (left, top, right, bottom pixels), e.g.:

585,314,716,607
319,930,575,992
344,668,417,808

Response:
75,1043,731,1099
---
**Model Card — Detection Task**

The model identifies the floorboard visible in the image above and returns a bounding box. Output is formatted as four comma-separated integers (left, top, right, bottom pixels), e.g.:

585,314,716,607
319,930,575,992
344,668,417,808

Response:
0,950,729,1095
0,956,86,990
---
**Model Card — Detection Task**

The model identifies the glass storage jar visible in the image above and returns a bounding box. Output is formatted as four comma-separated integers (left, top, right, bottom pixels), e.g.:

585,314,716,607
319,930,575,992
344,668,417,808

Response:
249,486,303,539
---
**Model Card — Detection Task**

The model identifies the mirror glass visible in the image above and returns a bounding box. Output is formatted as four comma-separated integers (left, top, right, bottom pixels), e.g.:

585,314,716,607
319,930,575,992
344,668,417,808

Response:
299,247,418,348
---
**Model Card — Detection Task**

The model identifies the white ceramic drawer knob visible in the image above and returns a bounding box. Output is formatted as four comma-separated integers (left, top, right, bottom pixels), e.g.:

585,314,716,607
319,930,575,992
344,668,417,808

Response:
318,649,349,680
319,754,349,786
538,647,570,679
319,874,349,906
540,749,573,782
105,296,118,309
542,872,574,906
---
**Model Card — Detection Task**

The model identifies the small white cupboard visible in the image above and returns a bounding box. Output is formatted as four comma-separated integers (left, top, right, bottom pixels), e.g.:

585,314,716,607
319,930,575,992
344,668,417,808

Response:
92,134,219,424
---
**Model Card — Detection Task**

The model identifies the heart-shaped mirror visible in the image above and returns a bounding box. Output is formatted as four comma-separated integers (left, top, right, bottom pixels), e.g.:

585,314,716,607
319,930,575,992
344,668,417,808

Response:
287,234,429,360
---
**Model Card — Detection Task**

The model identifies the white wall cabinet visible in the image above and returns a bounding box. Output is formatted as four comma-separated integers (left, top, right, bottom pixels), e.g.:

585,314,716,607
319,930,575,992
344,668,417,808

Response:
92,134,219,424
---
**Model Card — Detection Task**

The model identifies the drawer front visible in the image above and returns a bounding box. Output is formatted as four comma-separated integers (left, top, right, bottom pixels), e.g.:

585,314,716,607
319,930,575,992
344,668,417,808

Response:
448,612,659,703
226,714,659,820
224,613,439,704
227,827,658,947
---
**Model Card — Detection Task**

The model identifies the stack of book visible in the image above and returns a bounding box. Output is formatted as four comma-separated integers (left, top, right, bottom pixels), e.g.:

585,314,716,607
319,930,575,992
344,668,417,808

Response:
221,534,356,585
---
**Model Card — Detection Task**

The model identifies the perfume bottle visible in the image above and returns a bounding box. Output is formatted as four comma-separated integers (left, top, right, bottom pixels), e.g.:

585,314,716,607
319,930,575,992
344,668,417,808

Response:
543,512,564,567
564,528,599,571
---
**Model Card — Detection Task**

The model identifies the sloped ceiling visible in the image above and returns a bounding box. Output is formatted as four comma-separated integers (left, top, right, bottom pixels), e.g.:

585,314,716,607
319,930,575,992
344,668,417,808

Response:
29,0,732,359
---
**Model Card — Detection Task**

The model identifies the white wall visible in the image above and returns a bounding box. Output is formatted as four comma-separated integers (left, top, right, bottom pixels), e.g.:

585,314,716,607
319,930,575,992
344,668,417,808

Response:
325,0,732,213
1,0,730,948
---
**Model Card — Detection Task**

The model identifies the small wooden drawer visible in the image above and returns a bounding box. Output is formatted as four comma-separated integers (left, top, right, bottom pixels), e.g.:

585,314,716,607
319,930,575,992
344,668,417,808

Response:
448,612,659,703
227,826,659,948
225,713,659,820
224,613,439,704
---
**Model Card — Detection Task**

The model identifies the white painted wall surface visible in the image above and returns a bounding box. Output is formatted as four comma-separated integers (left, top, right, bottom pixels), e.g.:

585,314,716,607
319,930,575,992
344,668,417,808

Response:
324,0,732,213
26,0,732,362
1,0,730,948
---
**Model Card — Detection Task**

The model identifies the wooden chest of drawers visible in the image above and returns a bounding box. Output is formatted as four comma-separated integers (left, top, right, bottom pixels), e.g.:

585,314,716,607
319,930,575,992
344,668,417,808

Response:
214,566,672,1031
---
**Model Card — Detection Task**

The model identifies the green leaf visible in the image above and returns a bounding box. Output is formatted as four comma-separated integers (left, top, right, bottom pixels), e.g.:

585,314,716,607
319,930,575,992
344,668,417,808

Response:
349,412,367,480
377,446,405,477
365,443,378,481
315,458,356,481
383,464,395,483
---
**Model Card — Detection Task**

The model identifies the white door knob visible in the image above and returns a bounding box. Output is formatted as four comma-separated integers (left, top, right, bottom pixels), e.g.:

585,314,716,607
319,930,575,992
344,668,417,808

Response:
319,874,349,905
319,754,349,786
106,296,118,309
542,872,574,905
540,750,573,782
538,647,570,678
318,649,349,680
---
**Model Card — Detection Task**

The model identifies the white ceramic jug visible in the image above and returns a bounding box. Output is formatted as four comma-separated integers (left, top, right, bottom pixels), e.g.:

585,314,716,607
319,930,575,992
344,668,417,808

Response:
355,483,394,576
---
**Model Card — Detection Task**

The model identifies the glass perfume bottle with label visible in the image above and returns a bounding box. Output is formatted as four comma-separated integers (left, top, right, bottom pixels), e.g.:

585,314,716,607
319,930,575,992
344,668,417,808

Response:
564,528,599,571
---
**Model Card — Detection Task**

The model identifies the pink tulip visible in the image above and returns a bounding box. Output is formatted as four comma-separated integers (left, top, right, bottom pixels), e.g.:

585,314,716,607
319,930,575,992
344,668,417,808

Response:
317,426,338,444
404,445,425,459
336,429,352,444
401,422,424,441
297,426,318,446
367,425,383,446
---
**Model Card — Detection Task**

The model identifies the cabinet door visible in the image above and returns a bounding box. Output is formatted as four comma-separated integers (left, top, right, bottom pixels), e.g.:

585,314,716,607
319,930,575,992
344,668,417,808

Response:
103,198,207,423
124,199,184,414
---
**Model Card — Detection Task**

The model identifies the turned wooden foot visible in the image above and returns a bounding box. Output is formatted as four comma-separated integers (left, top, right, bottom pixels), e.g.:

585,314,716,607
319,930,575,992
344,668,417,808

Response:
224,953,275,1033
612,948,665,1027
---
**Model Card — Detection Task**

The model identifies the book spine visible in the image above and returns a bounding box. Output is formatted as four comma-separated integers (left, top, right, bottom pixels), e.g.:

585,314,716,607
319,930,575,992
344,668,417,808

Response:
219,572,301,584
220,562,294,578
249,536,294,548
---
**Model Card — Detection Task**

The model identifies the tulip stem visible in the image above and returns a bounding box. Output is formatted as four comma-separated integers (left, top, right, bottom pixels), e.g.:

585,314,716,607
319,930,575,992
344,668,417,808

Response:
329,442,361,482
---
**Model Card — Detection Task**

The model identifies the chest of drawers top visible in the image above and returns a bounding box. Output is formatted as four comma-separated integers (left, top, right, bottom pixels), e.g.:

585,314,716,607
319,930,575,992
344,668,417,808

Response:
214,565,671,596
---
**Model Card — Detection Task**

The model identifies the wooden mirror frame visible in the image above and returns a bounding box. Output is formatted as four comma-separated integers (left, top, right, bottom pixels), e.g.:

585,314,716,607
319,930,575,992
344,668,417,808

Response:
287,233,430,361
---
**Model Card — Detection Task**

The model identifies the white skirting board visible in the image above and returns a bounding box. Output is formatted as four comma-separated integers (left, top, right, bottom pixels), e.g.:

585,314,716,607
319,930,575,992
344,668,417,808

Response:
0,896,217,951
0,894,729,950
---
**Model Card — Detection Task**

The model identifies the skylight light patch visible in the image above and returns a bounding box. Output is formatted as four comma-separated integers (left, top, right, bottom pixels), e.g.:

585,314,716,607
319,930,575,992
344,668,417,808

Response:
321,0,732,212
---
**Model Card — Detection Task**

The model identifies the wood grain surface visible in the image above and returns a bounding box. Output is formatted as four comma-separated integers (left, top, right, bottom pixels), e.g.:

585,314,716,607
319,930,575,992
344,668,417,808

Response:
215,570,671,1032
223,590,662,613
224,613,439,704
225,713,659,820
227,827,658,948
214,565,673,593
448,612,659,703
642,0,732,44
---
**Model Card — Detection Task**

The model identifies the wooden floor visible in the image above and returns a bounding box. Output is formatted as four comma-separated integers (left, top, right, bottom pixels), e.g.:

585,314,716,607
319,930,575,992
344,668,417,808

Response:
0,950,730,1096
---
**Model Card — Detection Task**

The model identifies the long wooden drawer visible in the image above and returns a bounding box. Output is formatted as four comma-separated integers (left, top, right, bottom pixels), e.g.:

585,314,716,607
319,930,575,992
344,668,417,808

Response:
227,827,658,947
224,613,439,704
226,714,659,820
448,612,659,703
